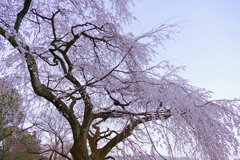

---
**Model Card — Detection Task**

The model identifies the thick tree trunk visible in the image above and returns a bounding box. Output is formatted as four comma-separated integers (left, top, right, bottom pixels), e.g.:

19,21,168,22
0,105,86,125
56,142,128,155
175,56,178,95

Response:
70,144,90,160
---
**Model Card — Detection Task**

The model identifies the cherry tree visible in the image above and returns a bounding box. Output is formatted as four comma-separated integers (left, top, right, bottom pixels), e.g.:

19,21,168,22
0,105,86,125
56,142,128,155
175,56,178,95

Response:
0,0,239,159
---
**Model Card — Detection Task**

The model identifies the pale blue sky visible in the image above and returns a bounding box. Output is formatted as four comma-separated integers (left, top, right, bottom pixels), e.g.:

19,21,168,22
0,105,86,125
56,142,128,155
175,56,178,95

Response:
125,0,240,99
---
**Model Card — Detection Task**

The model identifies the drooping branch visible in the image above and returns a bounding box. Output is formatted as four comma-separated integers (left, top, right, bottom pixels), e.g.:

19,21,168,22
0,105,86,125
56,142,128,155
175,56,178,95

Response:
87,42,134,86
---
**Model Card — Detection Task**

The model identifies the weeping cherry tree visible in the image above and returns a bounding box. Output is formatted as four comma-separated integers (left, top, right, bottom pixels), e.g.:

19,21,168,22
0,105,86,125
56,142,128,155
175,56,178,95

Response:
0,0,239,159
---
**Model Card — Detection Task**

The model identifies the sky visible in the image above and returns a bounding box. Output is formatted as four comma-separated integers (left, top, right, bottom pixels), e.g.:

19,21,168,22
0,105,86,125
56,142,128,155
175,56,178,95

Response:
124,0,240,100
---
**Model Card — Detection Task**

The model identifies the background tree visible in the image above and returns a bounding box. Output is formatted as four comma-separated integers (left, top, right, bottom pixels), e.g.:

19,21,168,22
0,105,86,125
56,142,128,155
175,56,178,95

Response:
0,78,23,142
0,78,44,159
1,129,43,160
0,0,239,160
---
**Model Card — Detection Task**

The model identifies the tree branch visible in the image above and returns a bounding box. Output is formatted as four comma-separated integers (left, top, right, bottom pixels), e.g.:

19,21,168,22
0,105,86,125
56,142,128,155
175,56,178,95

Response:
14,0,32,32
0,27,83,155
91,109,171,159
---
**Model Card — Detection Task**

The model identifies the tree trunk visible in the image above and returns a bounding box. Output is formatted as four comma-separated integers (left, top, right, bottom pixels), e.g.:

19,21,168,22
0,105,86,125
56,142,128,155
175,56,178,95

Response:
70,143,90,160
